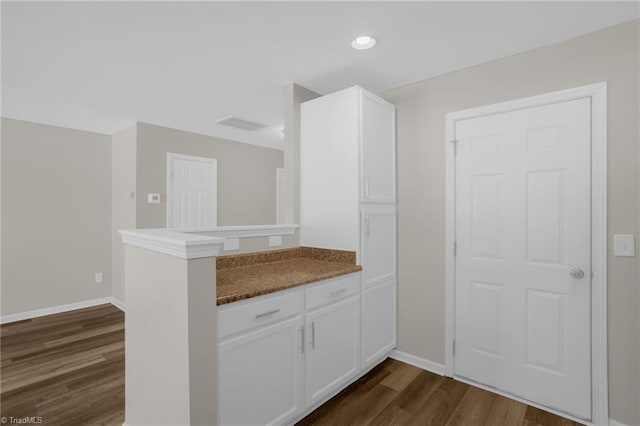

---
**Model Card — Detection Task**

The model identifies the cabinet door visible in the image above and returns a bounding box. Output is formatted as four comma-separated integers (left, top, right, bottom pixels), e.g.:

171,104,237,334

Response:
218,316,304,426
361,206,397,288
300,88,360,252
306,296,360,407
362,280,397,368
360,90,396,204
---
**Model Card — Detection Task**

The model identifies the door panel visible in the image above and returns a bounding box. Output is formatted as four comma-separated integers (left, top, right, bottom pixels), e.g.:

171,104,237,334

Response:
471,174,501,258
361,206,397,288
305,296,360,407
525,289,565,373
470,281,502,358
218,317,304,426
360,92,396,204
527,170,565,263
454,97,591,419
362,279,396,367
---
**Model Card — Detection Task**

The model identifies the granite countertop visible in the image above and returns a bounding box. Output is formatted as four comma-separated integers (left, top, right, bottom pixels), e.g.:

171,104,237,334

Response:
216,247,362,305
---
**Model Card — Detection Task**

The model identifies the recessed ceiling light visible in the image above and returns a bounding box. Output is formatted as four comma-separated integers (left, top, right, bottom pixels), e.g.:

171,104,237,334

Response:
351,35,376,50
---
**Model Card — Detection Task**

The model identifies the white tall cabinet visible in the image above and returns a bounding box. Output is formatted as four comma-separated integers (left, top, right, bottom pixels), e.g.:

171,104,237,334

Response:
300,86,397,370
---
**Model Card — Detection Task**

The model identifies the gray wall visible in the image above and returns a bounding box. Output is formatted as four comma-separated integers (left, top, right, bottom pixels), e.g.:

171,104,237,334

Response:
1,118,112,315
283,83,320,226
124,245,217,425
111,123,137,304
2,118,283,312
381,20,639,425
136,122,283,228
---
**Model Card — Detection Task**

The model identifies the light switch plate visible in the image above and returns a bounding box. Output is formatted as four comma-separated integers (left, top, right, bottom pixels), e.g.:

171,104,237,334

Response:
613,234,635,257
147,193,161,204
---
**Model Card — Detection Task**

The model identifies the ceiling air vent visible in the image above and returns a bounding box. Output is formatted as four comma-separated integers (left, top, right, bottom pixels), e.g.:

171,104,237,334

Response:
215,116,267,131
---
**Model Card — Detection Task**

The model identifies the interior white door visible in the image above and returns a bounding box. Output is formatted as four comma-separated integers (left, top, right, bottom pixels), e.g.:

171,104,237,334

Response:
167,153,217,228
454,97,591,419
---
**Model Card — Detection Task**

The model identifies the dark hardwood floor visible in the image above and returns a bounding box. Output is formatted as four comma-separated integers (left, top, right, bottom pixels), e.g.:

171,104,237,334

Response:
1,304,125,425
2,304,581,426
297,359,583,426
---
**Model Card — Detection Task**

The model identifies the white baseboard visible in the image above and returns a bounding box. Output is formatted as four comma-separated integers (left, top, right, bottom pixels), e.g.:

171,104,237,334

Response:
109,297,125,312
1,296,125,324
389,350,445,376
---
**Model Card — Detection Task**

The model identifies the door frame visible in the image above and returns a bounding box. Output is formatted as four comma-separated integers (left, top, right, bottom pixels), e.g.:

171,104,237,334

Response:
166,152,218,228
444,82,608,424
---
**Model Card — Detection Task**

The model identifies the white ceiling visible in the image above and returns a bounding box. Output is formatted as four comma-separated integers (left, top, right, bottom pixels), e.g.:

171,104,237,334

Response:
2,1,638,150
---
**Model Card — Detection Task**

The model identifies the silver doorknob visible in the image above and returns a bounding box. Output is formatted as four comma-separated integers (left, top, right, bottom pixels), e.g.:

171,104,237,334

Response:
570,267,585,279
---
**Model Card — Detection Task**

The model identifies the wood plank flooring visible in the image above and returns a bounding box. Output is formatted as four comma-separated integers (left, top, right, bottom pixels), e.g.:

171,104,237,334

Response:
1,304,124,425
297,359,584,426
2,305,582,426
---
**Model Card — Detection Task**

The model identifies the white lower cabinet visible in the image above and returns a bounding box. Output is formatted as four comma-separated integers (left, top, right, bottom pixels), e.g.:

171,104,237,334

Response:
362,279,397,368
218,272,392,425
218,315,304,426
305,295,360,406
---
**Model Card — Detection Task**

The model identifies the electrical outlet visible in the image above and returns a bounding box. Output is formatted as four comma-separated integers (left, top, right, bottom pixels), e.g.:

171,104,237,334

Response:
95,272,103,284
268,236,282,247
223,238,240,252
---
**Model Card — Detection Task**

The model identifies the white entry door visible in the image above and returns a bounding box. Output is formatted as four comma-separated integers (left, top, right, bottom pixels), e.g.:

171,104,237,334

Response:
167,153,217,228
454,97,591,419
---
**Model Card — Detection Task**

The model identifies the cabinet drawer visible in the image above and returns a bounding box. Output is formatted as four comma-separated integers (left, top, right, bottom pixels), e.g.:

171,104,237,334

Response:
305,273,360,311
218,290,303,339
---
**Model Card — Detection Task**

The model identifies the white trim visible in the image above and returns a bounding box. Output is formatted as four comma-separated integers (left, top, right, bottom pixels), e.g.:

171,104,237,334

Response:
589,84,609,426
444,112,456,378
120,229,224,259
1,297,122,324
389,350,445,376
166,152,218,228
110,297,125,312
444,82,608,424
180,224,298,239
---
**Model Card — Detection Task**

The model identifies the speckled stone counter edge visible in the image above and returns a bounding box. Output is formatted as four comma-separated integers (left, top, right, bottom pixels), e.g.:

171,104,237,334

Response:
216,262,362,305
216,246,360,305
216,246,356,270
